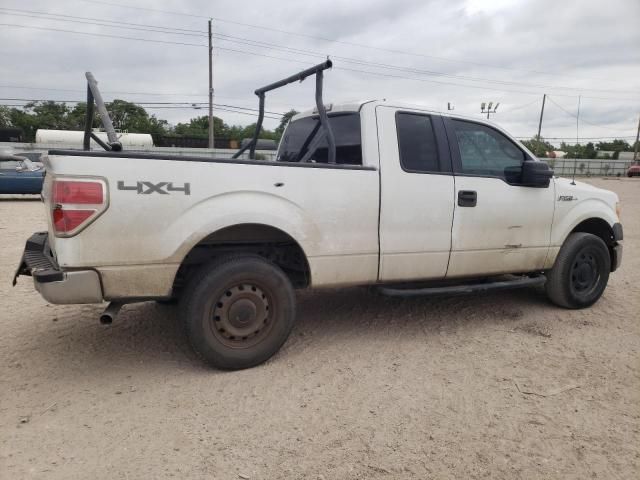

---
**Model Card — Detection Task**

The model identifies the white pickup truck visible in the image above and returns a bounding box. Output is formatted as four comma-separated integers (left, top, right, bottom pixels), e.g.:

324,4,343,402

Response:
14,63,623,369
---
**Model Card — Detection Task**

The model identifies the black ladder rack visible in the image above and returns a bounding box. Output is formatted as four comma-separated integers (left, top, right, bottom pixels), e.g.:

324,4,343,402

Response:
232,60,336,163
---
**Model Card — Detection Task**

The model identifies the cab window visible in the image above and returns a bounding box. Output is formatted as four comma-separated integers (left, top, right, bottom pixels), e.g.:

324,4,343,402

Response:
277,113,362,165
452,120,525,178
396,113,440,173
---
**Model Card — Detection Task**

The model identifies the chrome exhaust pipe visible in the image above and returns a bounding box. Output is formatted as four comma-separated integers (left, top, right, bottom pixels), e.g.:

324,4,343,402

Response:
100,302,123,324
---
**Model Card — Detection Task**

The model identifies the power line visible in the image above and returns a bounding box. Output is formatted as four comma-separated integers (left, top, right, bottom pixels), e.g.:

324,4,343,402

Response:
0,85,260,102
0,23,206,47
0,14,556,92
499,98,542,113
0,9,205,37
0,98,285,117
77,0,622,84
208,33,640,96
0,102,281,120
3,22,640,102
3,7,638,97
546,96,634,133
334,65,561,97
0,7,207,34
147,106,281,120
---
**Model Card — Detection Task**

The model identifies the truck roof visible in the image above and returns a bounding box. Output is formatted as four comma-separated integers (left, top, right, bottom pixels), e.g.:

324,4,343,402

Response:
292,100,374,121
291,99,538,159
293,99,501,126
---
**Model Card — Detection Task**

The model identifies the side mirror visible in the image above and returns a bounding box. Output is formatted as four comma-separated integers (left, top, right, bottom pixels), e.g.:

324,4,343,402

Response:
520,160,553,188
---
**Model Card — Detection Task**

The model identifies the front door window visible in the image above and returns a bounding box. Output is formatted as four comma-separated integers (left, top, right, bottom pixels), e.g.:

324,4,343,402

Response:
452,120,525,179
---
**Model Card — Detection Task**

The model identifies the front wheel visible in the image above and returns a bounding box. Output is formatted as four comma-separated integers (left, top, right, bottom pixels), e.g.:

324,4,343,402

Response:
181,255,296,369
545,232,611,309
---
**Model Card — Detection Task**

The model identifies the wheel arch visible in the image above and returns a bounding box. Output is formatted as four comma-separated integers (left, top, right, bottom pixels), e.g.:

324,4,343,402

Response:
171,223,312,297
570,217,615,244
550,216,619,273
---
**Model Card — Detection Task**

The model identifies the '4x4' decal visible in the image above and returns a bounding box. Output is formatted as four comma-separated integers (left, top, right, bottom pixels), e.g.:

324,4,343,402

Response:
117,181,190,195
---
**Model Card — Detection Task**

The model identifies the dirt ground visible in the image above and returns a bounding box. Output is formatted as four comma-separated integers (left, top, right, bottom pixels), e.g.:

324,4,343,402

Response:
1,178,638,479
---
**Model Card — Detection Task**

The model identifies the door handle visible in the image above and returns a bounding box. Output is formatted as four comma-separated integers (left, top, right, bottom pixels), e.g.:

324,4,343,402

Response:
458,190,477,207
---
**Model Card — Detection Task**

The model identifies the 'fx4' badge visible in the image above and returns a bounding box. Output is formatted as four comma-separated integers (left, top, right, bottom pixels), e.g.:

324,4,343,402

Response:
117,181,191,195
558,195,577,201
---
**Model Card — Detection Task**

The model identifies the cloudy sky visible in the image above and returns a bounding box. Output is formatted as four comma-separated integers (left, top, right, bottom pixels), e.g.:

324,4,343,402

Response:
1,0,639,144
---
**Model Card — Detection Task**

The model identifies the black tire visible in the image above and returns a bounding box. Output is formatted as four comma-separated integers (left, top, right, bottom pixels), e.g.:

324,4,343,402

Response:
545,232,610,309
181,255,296,370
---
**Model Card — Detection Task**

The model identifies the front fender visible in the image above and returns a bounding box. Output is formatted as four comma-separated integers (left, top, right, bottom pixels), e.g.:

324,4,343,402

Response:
551,197,618,247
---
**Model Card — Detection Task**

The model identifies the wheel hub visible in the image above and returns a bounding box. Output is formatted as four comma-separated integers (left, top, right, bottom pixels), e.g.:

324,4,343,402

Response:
228,299,257,327
211,284,270,344
571,251,599,293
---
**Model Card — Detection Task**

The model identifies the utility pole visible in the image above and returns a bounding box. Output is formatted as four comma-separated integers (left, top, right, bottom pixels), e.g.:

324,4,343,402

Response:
480,101,499,119
208,19,214,150
633,113,640,163
536,94,546,140
576,95,581,145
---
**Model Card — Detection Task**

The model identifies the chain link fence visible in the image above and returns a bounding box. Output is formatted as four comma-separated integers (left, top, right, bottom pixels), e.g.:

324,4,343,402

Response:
544,158,633,177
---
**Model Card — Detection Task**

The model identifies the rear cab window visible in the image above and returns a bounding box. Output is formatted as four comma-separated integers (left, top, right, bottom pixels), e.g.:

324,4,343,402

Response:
396,112,441,173
277,113,362,165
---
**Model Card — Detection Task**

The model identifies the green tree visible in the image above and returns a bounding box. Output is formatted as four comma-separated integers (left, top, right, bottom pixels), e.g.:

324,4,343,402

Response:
173,115,228,138
227,122,278,142
559,142,596,159
275,109,298,139
582,142,597,159
9,103,51,141
9,101,74,140
0,106,12,128
521,137,555,157
31,101,71,129
105,99,168,136
595,139,631,153
65,102,100,130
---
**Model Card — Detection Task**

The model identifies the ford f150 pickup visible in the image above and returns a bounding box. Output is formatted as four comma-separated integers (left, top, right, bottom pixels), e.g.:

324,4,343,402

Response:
14,62,623,369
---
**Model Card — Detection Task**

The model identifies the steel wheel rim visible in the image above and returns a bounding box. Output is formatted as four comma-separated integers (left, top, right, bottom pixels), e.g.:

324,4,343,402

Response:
570,247,601,297
209,283,274,349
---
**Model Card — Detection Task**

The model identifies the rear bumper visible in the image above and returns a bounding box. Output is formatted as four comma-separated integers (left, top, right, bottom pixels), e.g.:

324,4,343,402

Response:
13,232,103,304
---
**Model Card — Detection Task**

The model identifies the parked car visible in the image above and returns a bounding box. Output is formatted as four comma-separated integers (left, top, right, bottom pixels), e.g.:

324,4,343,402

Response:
627,163,640,177
14,63,623,370
0,153,45,194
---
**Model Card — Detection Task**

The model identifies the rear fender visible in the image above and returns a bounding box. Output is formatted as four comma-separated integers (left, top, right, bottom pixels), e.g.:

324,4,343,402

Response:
168,190,316,264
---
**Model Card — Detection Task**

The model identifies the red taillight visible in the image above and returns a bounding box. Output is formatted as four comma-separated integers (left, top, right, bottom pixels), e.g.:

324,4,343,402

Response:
50,178,107,236
53,208,95,233
53,180,103,204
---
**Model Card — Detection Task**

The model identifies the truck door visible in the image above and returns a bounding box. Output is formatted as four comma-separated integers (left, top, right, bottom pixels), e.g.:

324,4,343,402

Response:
443,117,555,277
376,106,455,281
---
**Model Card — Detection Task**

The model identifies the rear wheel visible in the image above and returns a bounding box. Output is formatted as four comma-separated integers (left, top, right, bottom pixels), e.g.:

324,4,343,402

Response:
545,232,610,309
181,255,296,369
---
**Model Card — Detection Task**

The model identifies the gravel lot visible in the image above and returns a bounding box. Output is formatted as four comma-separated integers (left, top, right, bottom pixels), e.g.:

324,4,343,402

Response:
1,178,638,479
